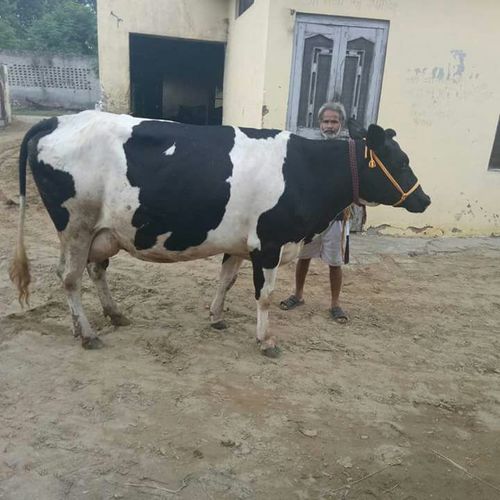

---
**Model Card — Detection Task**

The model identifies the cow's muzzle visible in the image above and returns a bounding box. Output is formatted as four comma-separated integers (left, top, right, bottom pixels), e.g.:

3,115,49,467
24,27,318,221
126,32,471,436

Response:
403,188,431,213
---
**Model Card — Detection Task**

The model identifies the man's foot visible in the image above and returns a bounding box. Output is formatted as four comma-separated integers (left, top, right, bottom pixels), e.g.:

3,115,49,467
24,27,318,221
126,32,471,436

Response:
279,294,304,311
330,306,348,324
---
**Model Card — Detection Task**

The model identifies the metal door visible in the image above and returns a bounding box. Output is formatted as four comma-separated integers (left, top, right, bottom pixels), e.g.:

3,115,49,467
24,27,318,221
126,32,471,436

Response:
288,15,389,137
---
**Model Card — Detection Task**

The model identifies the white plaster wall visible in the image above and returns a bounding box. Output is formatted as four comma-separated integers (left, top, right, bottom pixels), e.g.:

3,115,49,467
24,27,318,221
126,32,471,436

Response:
222,0,271,127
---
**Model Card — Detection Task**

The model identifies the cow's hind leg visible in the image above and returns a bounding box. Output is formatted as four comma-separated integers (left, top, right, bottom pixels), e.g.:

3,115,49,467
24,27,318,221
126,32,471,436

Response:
58,232,103,349
87,260,130,326
250,247,282,358
210,253,243,329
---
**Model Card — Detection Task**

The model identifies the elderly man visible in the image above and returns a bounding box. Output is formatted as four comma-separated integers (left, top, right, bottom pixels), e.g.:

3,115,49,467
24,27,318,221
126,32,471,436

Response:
280,101,351,323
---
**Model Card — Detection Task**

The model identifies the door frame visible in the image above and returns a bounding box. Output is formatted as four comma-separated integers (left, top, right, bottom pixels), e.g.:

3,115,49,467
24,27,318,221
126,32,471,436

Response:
287,13,389,133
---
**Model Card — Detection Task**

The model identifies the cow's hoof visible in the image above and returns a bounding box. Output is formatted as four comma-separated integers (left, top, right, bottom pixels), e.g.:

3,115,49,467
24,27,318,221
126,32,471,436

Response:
261,346,281,358
109,313,131,327
81,337,104,350
211,320,227,330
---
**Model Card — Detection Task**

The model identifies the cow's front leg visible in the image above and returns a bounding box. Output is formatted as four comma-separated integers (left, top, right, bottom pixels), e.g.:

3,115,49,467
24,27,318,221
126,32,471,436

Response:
250,247,282,358
87,260,130,326
210,254,243,329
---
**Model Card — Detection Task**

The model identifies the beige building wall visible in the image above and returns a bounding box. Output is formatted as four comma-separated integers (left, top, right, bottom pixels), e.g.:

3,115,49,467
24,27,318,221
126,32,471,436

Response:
97,0,229,113
259,0,500,236
222,0,270,127
97,0,500,236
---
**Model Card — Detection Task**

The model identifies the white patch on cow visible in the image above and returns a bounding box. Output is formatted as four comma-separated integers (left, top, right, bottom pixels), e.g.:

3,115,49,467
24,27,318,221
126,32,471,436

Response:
280,242,303,265
206,128,291,255
164,144,176,156
37,111,145,251
256,252,282,345
359,198,379,207
140,231,172,261
261,252,282,298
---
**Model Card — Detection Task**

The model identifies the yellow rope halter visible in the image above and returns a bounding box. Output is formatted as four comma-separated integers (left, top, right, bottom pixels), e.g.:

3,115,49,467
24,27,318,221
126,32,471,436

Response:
364,146,420,207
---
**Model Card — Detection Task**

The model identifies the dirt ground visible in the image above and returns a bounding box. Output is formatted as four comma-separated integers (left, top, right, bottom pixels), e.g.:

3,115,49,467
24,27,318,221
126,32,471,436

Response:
1,118,500,500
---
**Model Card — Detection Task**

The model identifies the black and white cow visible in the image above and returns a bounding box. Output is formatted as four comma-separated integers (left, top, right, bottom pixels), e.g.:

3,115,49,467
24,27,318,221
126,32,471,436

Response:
10,111,430,356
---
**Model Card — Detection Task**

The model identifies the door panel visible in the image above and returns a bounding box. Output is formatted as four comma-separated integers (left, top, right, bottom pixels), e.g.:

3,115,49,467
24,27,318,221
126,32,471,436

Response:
297,34,334,128
288,15,389,134
341,35,375,121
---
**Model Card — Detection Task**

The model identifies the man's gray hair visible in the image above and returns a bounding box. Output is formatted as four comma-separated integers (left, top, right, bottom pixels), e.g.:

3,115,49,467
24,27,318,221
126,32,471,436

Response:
318,101,346,123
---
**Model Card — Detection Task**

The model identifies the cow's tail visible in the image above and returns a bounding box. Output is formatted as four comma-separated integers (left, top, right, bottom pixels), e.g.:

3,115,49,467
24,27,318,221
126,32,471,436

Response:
9,118,56,306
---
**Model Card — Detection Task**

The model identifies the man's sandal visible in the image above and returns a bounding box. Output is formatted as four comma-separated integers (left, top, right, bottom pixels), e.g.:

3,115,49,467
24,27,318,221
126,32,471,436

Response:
279,295,305,310
330,306,349,324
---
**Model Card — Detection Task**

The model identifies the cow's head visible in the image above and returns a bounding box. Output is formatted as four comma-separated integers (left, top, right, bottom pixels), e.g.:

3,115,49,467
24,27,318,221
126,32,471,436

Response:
348,120,431,213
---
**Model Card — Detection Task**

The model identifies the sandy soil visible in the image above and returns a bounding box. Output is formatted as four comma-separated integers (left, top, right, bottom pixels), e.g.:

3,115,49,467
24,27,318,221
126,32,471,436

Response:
1,118,500,500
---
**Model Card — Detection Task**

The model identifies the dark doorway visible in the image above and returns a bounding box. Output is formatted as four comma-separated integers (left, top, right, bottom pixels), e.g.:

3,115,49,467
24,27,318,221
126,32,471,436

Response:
129,34,225,125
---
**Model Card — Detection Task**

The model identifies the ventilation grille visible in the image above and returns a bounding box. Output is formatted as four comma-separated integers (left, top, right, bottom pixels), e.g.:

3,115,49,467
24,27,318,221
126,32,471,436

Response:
8,64,93,90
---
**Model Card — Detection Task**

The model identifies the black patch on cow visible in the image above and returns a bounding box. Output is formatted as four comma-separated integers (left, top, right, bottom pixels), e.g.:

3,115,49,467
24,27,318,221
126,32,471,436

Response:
239,127,281,140
28,118,76,232
256,136,354,248
31,161,76,232
20,117,59,197
124,121,236,251
250,246,281,300
250,250,265,300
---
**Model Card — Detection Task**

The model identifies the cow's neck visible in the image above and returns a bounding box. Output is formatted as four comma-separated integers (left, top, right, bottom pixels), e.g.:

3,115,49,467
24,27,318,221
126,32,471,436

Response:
306,138,355,218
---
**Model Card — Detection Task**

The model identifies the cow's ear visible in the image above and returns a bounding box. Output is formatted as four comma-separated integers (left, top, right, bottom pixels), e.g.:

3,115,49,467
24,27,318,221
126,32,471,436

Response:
347,118,366,140
385,128,397,139
366,124,386,150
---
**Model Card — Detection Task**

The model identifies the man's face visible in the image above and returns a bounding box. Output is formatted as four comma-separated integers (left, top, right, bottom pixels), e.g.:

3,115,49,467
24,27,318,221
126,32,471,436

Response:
319,110,342,139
